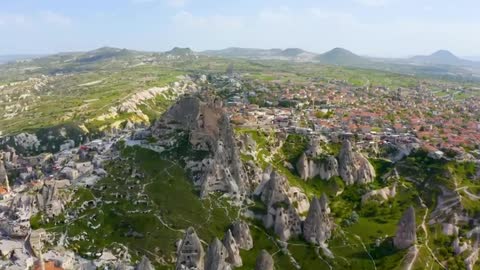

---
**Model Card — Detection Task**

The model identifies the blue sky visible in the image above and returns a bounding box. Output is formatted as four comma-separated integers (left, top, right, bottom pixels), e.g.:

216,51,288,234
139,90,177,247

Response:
0,0,478,57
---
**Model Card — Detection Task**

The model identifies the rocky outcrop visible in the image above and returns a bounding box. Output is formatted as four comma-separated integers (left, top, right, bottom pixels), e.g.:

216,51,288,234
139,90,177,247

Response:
0,160,8,191
303,195,332,245
338,140,375,185
152,96,247,198
255,250,274,270
244,160,263,189
176,227,205,270
453,238,469,255
442,223,459,236
296,139,375,184
136,256,154,270
12,133,41,153
259,170,289,207
222,230,242,267
35,180,71,218
238,133,257,156
231,221,253,250
393,206,416,249
271,204,303,241
465,247,479,270
361,182,397,204
93,80,194,124
296,153,339,181
256,170,309,213
255,169,307,241
205,238,230,270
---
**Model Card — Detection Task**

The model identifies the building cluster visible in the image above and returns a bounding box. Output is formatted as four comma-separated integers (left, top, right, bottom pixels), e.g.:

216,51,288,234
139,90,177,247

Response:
222,76,480,157
0,132,126,269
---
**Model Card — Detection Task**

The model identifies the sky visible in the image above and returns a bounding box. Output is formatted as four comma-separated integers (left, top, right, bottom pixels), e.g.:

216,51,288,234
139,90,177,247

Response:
0,0,479,57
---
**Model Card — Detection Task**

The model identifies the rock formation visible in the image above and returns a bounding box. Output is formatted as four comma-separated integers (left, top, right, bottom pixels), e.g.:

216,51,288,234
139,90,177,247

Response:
136,256,154,270
231,221,253,251
255,169,308,241
222,230,242,267
152,96,247,198
259,170,290,207
465,247,479,270
296,139,375,184
393,206,417,249
0,159,9,191
35,180,71,218
11,133,41,153
361,182,397,204
271,204,303,241
255,169,309,213
205,238,230,270
296,153,339,181
238,133,257,156
176,227,205,270
338,140,375,185
303,195,332,245
453,238,469,255
255,250,274,270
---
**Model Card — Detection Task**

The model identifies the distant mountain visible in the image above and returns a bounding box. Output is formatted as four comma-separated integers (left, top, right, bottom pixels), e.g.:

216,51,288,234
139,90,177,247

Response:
75,47,135,63
164,47,195,56
409,50,476,66
315,48,371,66
202,47,280,58
201,47,316,61
202,47,373,66
0,54,45,64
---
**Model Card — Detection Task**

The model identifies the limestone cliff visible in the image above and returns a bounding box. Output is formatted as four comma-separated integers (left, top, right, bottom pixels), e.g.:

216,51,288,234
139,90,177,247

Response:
0,160,8,190
205,238,230,270
256,169,308,241
152,96,247,198
361,182,397,204
176,227,205,270
272,205,303,241
296,152,339,180
255,250,274,270
303,195,333,245
136,256,154,270
222,229,242,267
393,206,416,249
231,221,253,251
338,140,375,185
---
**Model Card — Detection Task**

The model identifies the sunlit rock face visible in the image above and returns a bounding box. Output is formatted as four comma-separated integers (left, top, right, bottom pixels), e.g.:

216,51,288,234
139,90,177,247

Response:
152,96,247,198
338,140,375,185
393,206,417,250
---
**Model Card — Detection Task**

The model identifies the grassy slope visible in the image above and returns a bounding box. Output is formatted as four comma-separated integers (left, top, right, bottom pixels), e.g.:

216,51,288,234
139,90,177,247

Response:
33,146,239,267
236,128,424,269
0,65,181,135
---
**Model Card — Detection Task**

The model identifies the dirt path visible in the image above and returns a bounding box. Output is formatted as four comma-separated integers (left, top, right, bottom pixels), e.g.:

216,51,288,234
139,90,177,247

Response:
404,245,419,270
456,186,480,200
417,196,447,270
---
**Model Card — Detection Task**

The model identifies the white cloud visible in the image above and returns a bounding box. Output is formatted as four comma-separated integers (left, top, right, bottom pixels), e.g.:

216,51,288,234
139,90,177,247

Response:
423,5,433,11
167,0,187,8
131,0,187,7
172,10,244,30
0,14,27,26
354,0,392,7
131,0,157,4
41,11,72,26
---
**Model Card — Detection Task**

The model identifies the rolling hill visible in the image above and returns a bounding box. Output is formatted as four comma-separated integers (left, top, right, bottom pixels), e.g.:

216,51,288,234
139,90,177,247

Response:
315,47,372,66
409,50,480,68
